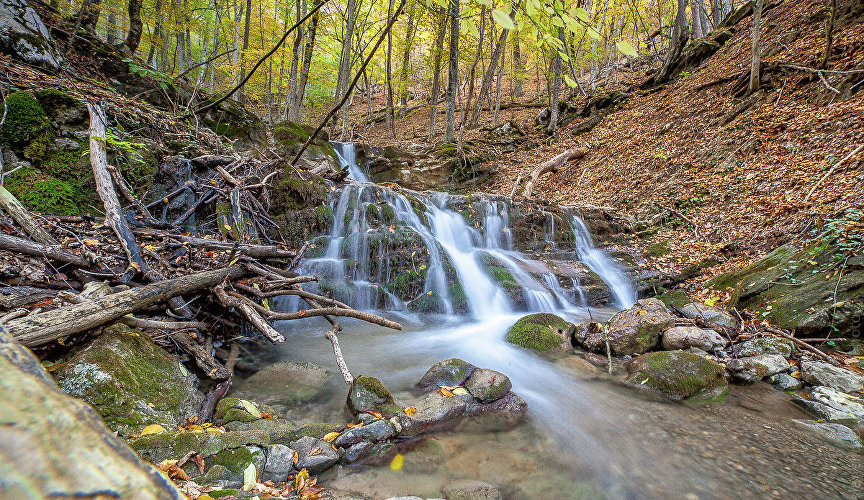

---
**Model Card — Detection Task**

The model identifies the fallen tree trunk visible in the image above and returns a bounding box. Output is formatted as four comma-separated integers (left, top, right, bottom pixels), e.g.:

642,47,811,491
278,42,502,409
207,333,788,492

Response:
0,233,90,267
0,186,58,245
523,149,584,198
134,228,295,259
6,266,243,347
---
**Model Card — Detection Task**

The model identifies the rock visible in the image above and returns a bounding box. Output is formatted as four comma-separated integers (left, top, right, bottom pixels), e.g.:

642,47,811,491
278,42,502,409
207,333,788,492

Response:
768,372,803,391
464,391,528,431
400,438,446,474
791,420,862,451
235,361,331,405
680,302,738,330
290,436,339,474
342,441,374,463
624,350,728,402
442,479,503,500
261,444,295,482
726,354,789,383
732,337,795,358
801,360,864,393
0,0,63,72
55,326,203,436
584,298,674,356
333,419,394,447
464,368,511,403
417,358,477,391
661,326,726,351
0,328,183,499
395,392,466,437
505,313,575,353
793,386,864,425
348,375,403,418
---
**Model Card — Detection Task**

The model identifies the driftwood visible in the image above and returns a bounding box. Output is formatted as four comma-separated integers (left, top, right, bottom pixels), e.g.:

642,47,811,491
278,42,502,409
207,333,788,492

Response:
0,186,58,245
765,325,843,368
804,144,863,203
0,233,90,267
523,149,584,198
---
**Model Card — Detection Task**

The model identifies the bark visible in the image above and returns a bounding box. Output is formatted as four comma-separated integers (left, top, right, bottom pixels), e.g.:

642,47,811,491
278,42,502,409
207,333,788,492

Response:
428,6,446,139
124,0,143,55
0,233,90,268
397,0,417,111
338,0,358,140
295,0,322,119
385,0,395,130
655,0,690,83
77,0,102,34
287,0,304,120
239,0,252,97
547,27,564,135
590,0,611,89
691,0,705,39
0,187,58,245
523,149,584,198
493,40,505,126
469,12,512,128
444,0,459,143
748,0,763,94
821,0,836,69
512,31,523,98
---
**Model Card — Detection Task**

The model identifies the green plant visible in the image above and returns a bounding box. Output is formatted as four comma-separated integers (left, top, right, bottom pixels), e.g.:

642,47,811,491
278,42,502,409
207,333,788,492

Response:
124,60,174,90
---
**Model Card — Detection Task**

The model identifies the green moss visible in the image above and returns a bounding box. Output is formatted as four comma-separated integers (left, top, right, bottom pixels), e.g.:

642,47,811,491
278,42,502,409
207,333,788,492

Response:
211,446,257,474
626,350,727,402
381,204,396,225
505,313,572,352
3,168,83,215
365,203,381,224
297,421,342,438
0,91,49,160
645,239,671,257
271,174,328,211
348,376,402,417
210,489,240,498
449,281,468,314
655,290,692,309
33,88,79,109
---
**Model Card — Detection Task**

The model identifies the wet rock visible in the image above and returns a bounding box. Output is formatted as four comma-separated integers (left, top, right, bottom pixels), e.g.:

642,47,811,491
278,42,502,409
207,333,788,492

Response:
55,326,203,436
793,386,864,425
726,354,789,383
732,337,795,358
625,350,728,402
417,358,477,391
129,429,270,468
585,298,674,356
464,391,528,431
680,302,738,330
464,368,511,403
801,360,864,393
791,420,862,451
333,419,394,447
214,397,274,425
0,328,183,499
261,444,295,482
235,361,331,405
395,392,467,437
505,313,575,353
442,479,503,500
348,375,403,418
769,372,803,391
290,436,339,474
661,326,726,351
342,441,374,463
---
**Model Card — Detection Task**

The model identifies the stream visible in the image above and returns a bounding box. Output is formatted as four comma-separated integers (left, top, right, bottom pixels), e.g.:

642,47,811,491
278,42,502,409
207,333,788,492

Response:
257,143,862,499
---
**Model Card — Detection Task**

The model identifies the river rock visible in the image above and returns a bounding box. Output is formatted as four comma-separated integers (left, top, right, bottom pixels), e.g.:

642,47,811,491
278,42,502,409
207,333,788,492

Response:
732,337,795,358
624,350,728,402
394,392,467,437
261,444,295,482
0,0,63,72
290,436,339,474
505,313,575,353
0,329,183,499
726,354,789,383
464,368,511,403
417,358,477,391
442,479,503,500
793,386,864,425
661,326,726,351
768,372,803,391
342,441,375,463
464,391,528,431
680,302,738,330
584,298,674,355
333,419,394,447
55,325,203,436
235,361,331,405
800,360,864,392
348,375,403,418
791,420,862,451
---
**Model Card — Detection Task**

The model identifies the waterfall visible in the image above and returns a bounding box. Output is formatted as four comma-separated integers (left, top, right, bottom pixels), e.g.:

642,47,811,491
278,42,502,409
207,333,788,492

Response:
569,215,638,309
332,141,370,183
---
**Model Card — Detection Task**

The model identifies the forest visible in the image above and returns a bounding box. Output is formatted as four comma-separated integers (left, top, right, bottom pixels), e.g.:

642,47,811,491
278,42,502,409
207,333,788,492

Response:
0,0,863,497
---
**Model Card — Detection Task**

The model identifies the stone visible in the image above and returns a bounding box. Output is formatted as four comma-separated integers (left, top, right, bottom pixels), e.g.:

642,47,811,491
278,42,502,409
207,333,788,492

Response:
332,419,394,447
732,337,795,358
464,368,512,403
55,326,203,436
347,375,403,418
442,479,503,500
624,350,728,402
0,329,183,499
342,441,374,463
769,373,803,391
801,360,864,393
661,326,726,351
395,392,466,437
261,444,295,482
235,361,331,405
505,313,575,353
464,391,528,431
417,358,477,391
290,436,338,474
0,0,63,72
796,386,864,425
791,420,862,451
726,354,789,383
680,302,738,330
584,298,674,356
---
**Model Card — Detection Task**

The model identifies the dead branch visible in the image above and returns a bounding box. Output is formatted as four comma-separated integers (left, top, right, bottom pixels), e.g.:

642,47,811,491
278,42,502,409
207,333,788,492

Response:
804,144,863,203
0,233,90,267
214,284,285,343
523,149,584,198
0,186,59,245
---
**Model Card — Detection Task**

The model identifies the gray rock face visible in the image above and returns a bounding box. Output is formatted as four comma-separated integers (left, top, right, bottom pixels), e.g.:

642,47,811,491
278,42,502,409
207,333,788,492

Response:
261,444,295,482
442,479,503,500
395,392,467,437
417,358,477,391
791,420,862,451
732,337,794,358
661,326,726,351
464,391,528,431
801,360,864,393
342,441,374,463
769,372,803,391
0,0,62,71
0,330,182,499
793,386,864,425
727,354,789,383
290,436,338,474
333,419,394,447
680,302,738,330
584,298,675,356
464,368,511,403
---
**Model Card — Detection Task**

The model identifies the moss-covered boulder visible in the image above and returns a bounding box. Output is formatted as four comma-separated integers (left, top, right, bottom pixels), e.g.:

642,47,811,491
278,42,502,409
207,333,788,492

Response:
347,376,403,418
55,326,203,436
732,337,794,358
679,302,738,331
416,358,477,391
625,350,728,402
505,313,575,353
583,298,674,356
464,368,511,403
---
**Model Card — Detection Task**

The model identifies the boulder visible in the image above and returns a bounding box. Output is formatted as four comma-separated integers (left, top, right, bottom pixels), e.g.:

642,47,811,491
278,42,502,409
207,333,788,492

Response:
235,361,331,405
625,350,728,402
726,354,790,383
55,326,203,436
464,368,511,403
793,386,864,425
0,0,62,72
0,330,182,499
261,444,295,482
342,441,375,463
505,313,575,353
442,479,503,500
417,358,477,391
768,372,803,391
801,360,864,393
332,419,394,447
732,337,794,358
790,420,862,451
348,376,403,418
661,326,726,351
584,298,674,356
290,436,339,474
393,392,466,437
680,302,738,330
464,391,528,431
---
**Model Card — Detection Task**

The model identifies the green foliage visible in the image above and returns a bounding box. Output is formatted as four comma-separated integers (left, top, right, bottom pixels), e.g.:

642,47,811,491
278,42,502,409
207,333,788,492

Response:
124,59,174,90
4,168,83,215
505,313,571,352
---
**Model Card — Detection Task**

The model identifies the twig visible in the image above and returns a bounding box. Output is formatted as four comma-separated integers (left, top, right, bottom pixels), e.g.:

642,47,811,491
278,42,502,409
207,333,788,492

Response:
804,144,863,202
657,203,701,239
764,326,842,367
325,328,354,384
817,70,840,94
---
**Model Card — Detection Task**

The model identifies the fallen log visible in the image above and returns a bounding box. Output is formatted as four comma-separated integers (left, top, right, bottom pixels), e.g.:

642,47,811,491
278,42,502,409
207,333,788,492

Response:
134,228,295,259
0,233,90,268
0,186,58,245
0,286,57,309
523,149,584,198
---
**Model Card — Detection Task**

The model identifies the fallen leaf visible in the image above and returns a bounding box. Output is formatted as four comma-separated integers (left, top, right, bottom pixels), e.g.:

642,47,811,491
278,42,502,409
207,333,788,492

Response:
242,462,256,491
321,432,341,442
191,454,205,475
403,406,417,416
389,453,404,471
140,424,166,436
239,399,261,418
452,387,469,396
438,387,454,397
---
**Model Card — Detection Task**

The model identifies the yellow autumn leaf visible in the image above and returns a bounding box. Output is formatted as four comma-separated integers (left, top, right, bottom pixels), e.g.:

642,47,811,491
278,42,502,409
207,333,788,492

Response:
205,426,225,434
403,406,417,416
452,387,469,396
140,424,166,436
224,224,233,232
704,297,719,307
239,399,261,418
389,453,404,471
321,432,341,442
437,387,455,398
241,462,256,491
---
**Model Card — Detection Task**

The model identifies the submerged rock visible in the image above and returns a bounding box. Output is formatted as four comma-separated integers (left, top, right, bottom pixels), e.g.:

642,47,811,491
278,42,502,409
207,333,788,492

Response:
348,376,403,418
332,419,394,447
55,326,203,436
680,302,738,331
791,420,862,451
442,479,503,500
726,354,790,383
801,360,864,393
417,358,477,391
394,392,467,437
290,436,339,474
505,313,575,353
235,361,331,405
464,391,528,431
661,326,726,351
464,368,511,403
625,350,728,402
584,298,674,356
732,337,795,358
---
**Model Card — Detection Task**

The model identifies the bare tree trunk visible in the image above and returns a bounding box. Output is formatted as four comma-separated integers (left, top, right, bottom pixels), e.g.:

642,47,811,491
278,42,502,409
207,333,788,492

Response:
287,0,305,121
106,1,117,44
444,0,459,143
295,0,321,120
428,6,446,140
469,11,512,128
547,27,564,135
691,0,704,38
655,0,690,83
238,0,252,98
385,0,395,131
748,0,762,94
512,32,523,98
336,0,357,139
493,44,505,126
124,0,143,55
397,0,416,112
77,0,102,34
590,0,611,90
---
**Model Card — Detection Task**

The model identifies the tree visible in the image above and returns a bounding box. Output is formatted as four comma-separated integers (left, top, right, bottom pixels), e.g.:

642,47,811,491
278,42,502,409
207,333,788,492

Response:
77,0,103,34
444,0,459,143
547,26,563,134
747,0,763,94
124,0,143,55
428,6,446,139
655,0,689,83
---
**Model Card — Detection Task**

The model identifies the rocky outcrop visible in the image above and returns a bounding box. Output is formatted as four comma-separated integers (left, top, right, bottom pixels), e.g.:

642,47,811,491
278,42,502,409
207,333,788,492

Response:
581,298,674,355
0,0,62,72
625,350,728,402
505,313,575,353
661,325,726,351
801,360,864,393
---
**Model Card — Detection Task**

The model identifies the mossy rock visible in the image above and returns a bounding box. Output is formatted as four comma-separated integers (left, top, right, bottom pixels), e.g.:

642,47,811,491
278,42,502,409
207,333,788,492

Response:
417,358,477,391
625,350,728,403
271,173,328,211
55,325,203,436
0,91,49,160
347,376,403,418
3,167,84,215
128,429,270,465
655,290,692,309
273,120,336,159
505,313,574,353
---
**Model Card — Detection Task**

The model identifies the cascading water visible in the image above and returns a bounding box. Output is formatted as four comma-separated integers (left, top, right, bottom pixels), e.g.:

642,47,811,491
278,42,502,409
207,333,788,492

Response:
568,213,638,309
